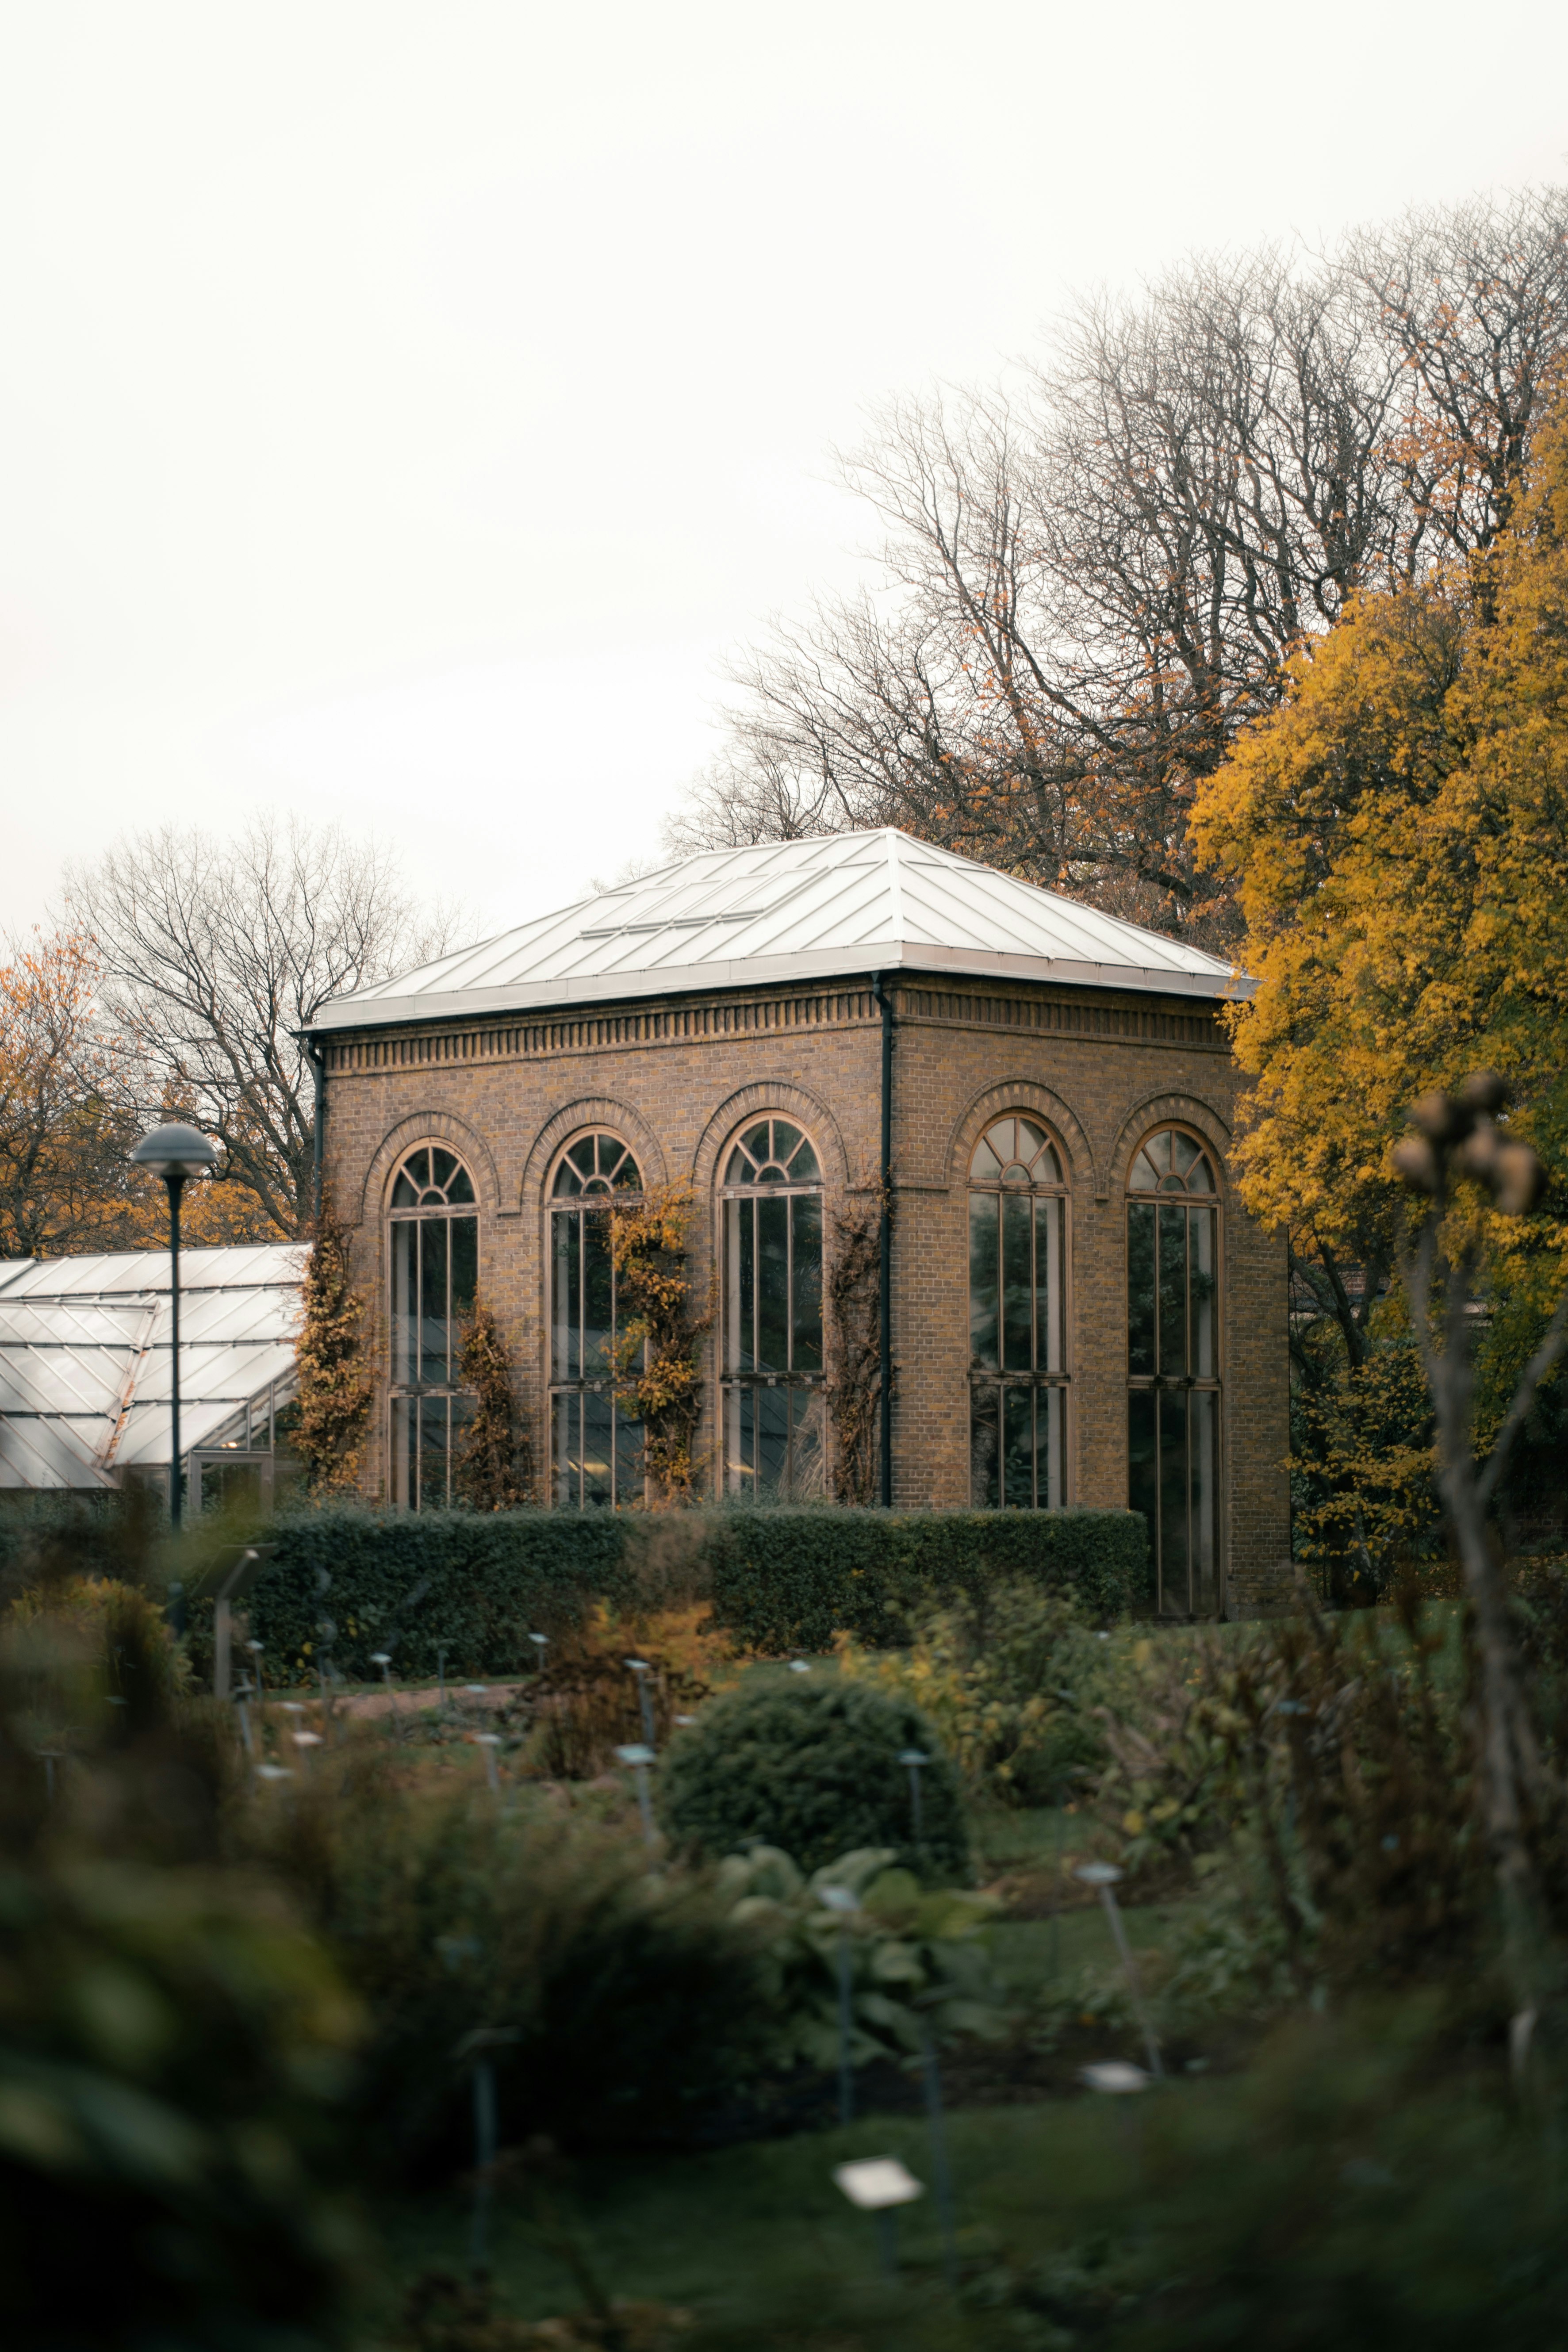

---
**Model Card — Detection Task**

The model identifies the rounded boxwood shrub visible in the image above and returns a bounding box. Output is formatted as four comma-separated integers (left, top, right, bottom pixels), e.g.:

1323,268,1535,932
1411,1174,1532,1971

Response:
658,1675,969,1879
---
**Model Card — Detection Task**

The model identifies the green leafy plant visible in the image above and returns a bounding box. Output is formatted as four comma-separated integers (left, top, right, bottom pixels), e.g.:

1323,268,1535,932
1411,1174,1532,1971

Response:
658,1675,969,1879
836,1577,1103,1805
718,1843,1003,2070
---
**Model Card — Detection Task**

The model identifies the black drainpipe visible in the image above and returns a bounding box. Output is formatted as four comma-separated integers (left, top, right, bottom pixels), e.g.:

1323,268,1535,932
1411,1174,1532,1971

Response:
871,974,894,1507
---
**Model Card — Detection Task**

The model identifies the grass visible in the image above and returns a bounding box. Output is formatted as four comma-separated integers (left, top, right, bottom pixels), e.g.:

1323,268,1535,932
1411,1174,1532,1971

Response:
365,2092,1157,2348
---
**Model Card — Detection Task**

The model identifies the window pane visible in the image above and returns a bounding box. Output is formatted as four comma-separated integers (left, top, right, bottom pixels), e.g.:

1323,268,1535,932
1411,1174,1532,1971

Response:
727,1385,756,1492
756,1195,790,1371
1128,1202,1156,1375
391,1395,414,1509
788,1387,827,1497
1160,1388,1190,1613
552,1212,580,1380
614,1398,643,1506
553,1391,579,1507
1039,1195,1063,1374
448,1165,475,1204
392,1168,419,1208
582,1390,615,1506
451,1216,478,1321
755,1384,790,1491
419,1394,449,1512
1001,1193,1033,1370
583,1209,614,1377
1129,1389,1158,1580
1003,1385,1034,1507
1190,1207,1216,1378
1191,1390,1218,1615
786,1130,820,1182
1040,1384,1065,1510
969,1193,999,1369
971,1129,1002,1180
791,1193,823,1372
970,1385,1000,1506
419,1218,449,1384
730,1198,755,1372
1158,1204,1187,1378
392,1221,418,1385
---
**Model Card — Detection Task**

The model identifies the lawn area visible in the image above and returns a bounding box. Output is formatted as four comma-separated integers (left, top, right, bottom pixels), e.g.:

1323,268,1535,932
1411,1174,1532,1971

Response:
367,2092,1154,2348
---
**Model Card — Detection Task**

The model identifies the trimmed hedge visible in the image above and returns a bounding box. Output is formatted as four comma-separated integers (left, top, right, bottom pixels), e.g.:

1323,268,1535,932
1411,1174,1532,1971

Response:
245,1508,635,1681
238,1503,1147,1680
703,1507,1150,1654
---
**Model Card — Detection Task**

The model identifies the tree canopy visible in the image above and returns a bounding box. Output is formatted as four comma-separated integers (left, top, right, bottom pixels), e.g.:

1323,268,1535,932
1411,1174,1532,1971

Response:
670,188,1568,948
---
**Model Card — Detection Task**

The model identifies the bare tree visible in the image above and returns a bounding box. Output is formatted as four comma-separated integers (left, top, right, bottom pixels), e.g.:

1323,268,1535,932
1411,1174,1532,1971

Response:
65,819,464,1237
669,188,1568,945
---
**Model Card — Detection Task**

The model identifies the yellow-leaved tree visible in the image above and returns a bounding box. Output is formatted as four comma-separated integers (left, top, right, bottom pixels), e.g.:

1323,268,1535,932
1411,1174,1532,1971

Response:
1192,390,1568,1581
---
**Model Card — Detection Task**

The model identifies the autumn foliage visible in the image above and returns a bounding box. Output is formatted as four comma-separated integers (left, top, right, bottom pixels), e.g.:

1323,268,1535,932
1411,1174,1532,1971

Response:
453,1293,533,1510
609,1186,709,1505
291,1192,373,1495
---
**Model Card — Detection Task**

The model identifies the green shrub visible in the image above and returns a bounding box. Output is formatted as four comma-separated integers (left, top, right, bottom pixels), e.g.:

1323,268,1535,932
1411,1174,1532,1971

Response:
244,1762,772,2167
837,1577,1105,1804
658,1675,969,1877
702,1506,1149,1653
0,1598,363,2351
238,1503,1147,1684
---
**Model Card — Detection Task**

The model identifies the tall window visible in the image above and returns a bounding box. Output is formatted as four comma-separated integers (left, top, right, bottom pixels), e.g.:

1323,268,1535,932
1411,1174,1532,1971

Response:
389,1145,478,1509
1127,1127,1220,1614
721,1117,824,1495
968,1115,1069,1508
549,1132,643,1508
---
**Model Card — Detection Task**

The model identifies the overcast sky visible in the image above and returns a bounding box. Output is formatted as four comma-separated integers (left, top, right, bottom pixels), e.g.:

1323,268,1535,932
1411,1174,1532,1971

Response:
3,0,1567,945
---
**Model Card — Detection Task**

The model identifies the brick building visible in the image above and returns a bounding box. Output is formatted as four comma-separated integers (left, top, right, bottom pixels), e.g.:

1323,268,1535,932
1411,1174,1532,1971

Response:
309,830,1289,1616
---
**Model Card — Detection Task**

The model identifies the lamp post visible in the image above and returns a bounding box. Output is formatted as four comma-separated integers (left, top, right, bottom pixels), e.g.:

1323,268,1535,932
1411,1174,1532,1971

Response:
129,1122,219,1532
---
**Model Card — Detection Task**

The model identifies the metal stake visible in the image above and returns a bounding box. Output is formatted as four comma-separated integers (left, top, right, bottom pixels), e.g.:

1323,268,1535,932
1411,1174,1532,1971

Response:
437,1643,449,1712
626,1658,656,1748
1076,1863,1163,2079
920,2014,958,2289
898,1747,928,1858
614,1743,657,1851
820,1885,861,2125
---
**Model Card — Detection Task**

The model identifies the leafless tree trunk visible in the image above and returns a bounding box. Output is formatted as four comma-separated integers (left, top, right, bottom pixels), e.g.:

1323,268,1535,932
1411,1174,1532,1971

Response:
65,818,463,1237
1395,1081,1566,2053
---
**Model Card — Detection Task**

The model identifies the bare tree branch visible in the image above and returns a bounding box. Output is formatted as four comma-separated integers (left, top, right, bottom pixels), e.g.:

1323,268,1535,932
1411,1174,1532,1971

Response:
64,818,465,1237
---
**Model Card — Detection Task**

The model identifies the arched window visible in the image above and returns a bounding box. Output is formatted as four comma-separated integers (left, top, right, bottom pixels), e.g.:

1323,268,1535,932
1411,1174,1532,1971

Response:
721,1116,824,1495
968,1115,1069,1509
1127,1126,1220,1615
389,1145,478,1510
549,1132,642,1508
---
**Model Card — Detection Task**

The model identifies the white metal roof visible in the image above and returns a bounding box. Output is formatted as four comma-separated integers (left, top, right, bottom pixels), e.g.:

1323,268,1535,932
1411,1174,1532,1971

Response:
313,828,1246,1032
0,1244,303,1489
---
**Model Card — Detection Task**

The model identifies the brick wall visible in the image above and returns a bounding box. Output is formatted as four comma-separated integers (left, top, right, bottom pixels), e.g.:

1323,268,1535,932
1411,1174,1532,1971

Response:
320,972,1289,1611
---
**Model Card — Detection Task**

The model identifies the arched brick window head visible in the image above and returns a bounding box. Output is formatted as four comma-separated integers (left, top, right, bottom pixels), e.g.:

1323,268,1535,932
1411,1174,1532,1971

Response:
388,1146,478,1510
968,1115,1069,1510
549,1134,642,1508
1127,1126,1221,1616
722,1118,824,1496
